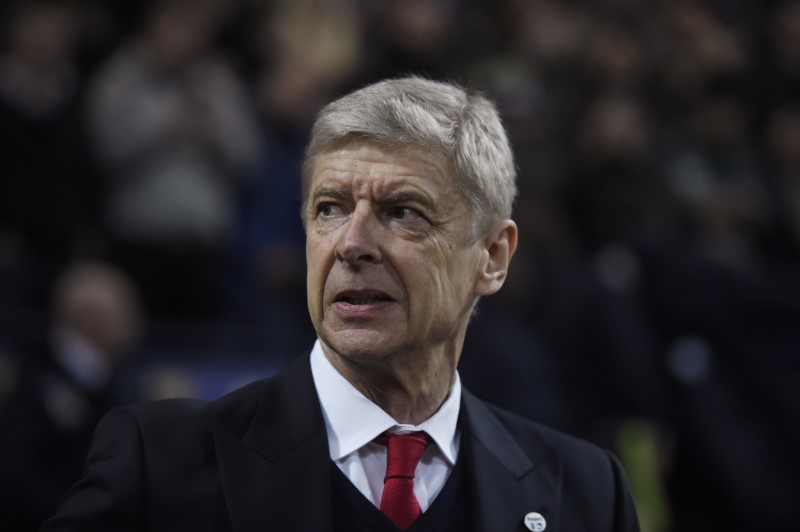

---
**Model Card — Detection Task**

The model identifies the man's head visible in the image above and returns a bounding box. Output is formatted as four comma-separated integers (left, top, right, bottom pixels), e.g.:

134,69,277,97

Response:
54,261,142,364
303,77,518,367
302,77,517,240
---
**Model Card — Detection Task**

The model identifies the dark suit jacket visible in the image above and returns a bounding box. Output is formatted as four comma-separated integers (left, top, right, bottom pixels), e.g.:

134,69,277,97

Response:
42,354,639,531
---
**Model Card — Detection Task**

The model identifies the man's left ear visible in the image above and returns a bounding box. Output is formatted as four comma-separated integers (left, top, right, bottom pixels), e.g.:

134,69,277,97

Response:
475,219,518,297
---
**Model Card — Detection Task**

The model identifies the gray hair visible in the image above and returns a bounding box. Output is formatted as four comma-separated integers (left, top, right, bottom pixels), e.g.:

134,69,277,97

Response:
301,77,517,238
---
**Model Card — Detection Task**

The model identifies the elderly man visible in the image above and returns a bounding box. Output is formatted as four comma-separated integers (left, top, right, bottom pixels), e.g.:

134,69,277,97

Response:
44,78,639,531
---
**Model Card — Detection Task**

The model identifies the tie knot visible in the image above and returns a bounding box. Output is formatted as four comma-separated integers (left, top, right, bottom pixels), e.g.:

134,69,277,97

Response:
378,431,430,480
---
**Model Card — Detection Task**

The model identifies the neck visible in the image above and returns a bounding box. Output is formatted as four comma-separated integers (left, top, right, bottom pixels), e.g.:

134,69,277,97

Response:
320,340,462,425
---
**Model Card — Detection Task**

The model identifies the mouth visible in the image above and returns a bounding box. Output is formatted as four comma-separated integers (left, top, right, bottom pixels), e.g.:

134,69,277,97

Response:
333,289,395,306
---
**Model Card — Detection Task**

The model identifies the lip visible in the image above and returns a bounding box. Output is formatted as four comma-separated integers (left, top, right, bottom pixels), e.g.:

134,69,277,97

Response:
331,289,396,318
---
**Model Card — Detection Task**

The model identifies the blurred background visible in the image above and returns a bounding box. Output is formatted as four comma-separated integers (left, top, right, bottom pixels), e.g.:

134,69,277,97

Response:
0,0,798,530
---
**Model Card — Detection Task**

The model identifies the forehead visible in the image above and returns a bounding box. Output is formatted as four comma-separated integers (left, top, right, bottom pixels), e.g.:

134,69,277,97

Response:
310,140,454,194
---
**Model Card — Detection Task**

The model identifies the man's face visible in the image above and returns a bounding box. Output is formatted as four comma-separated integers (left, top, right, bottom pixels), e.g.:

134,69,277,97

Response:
305,140,487,362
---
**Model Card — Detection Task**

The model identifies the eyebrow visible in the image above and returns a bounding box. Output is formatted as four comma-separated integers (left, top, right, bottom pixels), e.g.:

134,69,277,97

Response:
310,186,350,202
310,186,434,207
380,190,434,208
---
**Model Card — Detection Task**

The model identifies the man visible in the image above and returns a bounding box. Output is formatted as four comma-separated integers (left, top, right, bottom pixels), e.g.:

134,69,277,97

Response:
43,78,639,531
1,261,141,530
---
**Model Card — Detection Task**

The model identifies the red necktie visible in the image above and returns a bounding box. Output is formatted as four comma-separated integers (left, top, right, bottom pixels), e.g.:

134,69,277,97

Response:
376,431,430,530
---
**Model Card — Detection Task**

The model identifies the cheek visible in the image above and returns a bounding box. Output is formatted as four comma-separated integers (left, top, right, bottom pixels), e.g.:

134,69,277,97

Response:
405,249,459,313
305,268,321,324
306,241,331,306
438,249,481,303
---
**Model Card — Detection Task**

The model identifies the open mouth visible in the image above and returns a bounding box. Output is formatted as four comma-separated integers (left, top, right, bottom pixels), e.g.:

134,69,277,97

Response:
334,290,394,305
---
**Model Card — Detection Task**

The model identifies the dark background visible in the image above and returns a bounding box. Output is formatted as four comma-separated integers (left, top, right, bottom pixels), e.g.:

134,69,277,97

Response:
1,0,799,530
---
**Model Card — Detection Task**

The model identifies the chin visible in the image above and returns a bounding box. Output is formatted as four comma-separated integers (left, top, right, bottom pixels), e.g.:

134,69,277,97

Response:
321,328,402,362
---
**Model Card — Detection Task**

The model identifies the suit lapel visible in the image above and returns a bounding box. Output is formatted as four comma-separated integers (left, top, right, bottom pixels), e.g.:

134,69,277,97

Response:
461,390,563,531
209,357,565,531
213,355,335,532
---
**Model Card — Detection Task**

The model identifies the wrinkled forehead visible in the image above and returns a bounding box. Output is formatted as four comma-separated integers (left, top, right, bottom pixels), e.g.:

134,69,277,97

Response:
306,138,456,195
313,144,462,215
324,138,448,170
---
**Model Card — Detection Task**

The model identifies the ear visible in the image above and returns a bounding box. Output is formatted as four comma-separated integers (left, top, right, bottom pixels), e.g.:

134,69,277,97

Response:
475,219,518,297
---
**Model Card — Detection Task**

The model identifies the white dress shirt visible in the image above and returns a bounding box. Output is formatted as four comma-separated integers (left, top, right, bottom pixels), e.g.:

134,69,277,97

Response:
310,340,461,511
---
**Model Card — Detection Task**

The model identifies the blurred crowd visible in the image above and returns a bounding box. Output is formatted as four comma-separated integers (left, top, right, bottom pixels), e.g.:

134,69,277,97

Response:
0,0,799,530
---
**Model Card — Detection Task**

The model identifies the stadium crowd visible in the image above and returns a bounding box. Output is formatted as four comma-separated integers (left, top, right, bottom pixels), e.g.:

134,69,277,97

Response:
1,0,799,530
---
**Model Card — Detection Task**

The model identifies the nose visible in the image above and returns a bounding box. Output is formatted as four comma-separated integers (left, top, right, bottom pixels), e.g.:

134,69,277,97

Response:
334,204,382,265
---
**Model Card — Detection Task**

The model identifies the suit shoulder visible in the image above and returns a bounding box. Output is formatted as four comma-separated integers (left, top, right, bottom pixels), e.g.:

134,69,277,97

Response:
118,354,312,445
486,402,605,455
117,377,269,444
482,400,624,483
478,400,639,529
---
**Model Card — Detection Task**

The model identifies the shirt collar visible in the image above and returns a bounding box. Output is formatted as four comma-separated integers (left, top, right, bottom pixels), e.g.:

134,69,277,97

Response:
310,339,461,466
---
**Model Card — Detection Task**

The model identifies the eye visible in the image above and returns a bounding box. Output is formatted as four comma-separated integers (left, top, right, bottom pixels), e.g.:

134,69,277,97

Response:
387,206,423,221
317,202,344,218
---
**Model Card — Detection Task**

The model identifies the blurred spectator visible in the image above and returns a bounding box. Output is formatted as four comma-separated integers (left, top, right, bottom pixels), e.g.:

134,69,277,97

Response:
86,0,261,319
229,0,366,354
764,1,800,103
254,0,363,90
0,3,99,308
0,261,142,531
560,93,675,252
629,234,800,532
357,0,465,83
762,104,800,259
675,96,766,270
654,1,748,101
231,58,321,355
